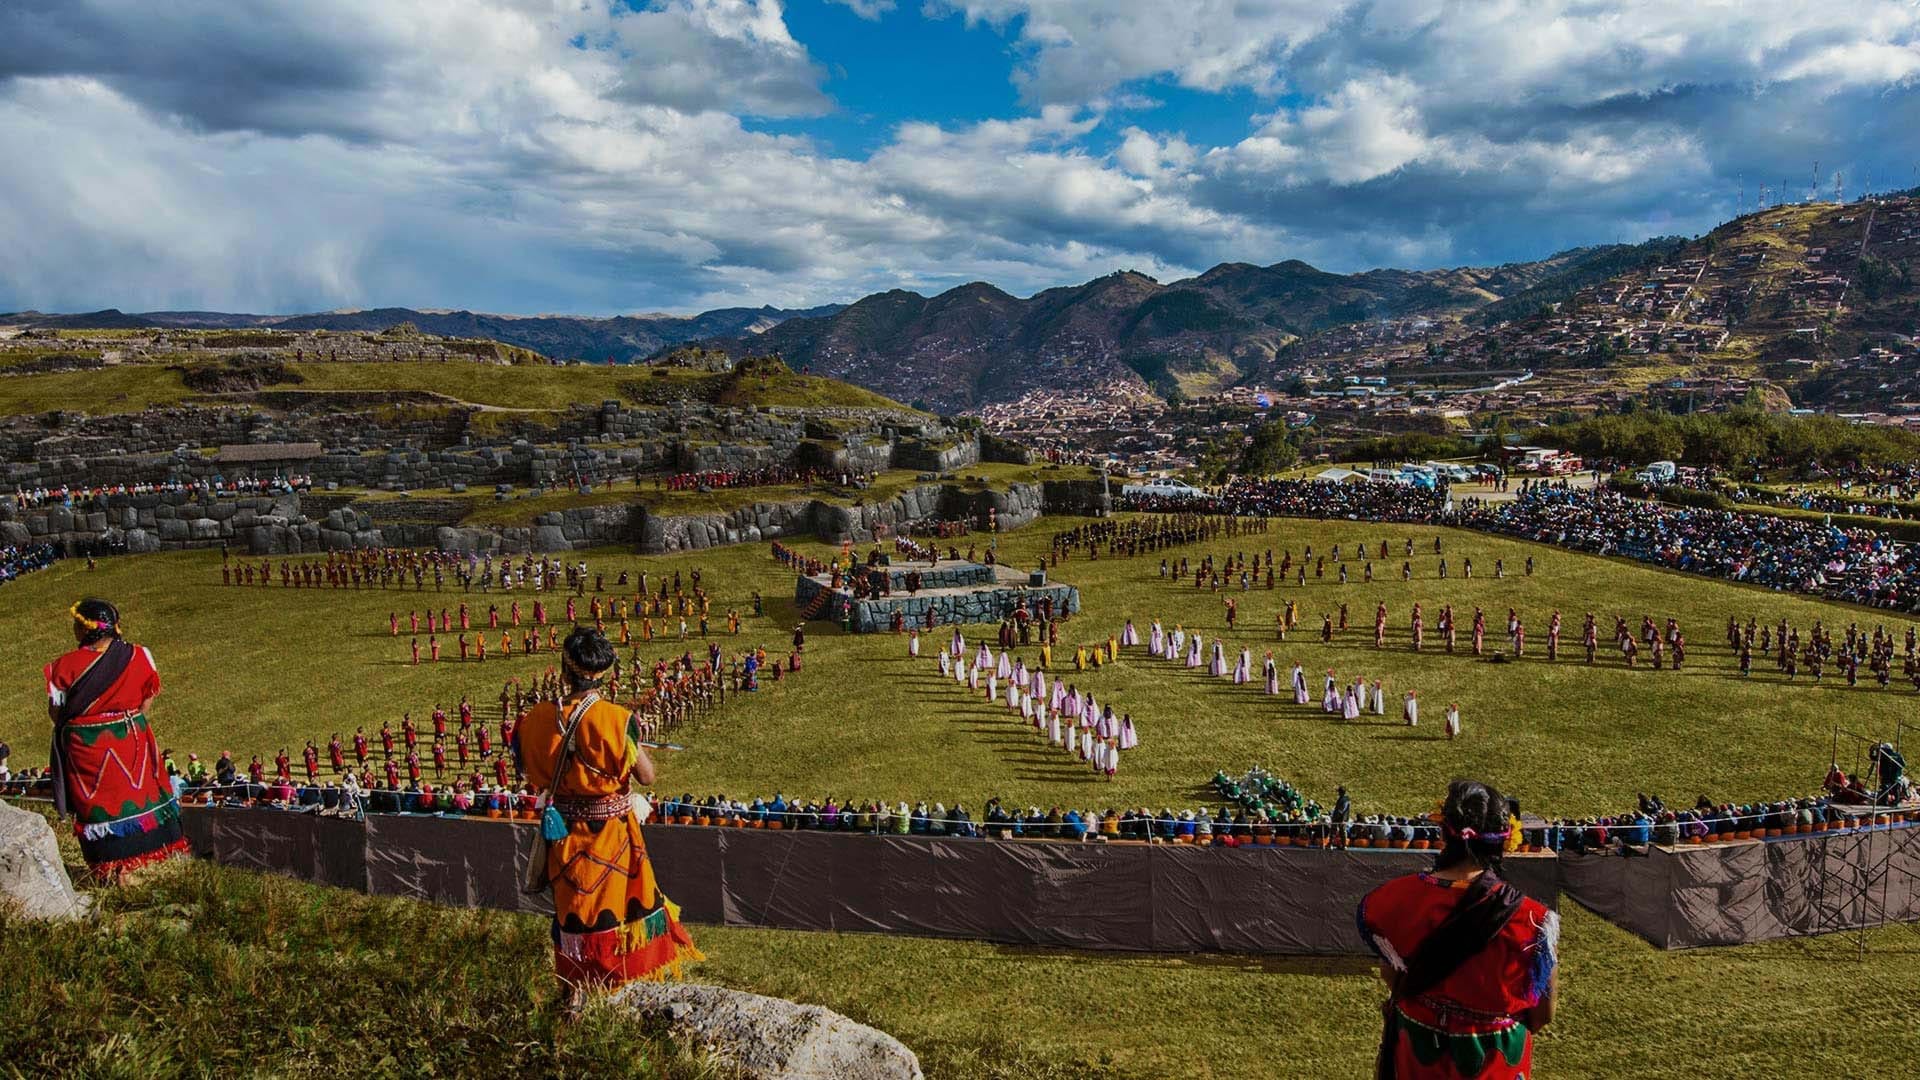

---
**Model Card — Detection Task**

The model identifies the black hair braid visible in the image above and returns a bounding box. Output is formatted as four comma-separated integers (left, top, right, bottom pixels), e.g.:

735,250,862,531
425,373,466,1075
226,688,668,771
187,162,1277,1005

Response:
72,598,122,646
562,626,616,692
1435,778,1510,871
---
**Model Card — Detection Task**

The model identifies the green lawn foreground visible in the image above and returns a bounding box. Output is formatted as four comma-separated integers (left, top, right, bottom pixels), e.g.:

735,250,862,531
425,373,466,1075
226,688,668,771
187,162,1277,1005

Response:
2,833,1917,1079
6,514,1920,1076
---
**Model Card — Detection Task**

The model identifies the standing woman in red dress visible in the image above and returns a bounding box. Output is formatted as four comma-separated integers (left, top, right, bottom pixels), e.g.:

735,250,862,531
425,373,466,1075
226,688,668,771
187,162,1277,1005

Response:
1358,780,1558,1079
43,599,190,880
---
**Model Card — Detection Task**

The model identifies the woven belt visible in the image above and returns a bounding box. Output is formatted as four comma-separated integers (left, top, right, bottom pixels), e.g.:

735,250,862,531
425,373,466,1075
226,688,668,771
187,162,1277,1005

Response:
552,793,631,821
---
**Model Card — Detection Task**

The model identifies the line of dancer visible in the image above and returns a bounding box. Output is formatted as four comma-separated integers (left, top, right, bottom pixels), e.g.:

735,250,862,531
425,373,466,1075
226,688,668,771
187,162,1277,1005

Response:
929,627,1138,780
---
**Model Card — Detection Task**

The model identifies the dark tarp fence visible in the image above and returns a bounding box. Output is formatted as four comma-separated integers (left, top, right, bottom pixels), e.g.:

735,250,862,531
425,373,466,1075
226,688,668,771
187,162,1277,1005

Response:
1560,825,1920,948
181,807,1558,956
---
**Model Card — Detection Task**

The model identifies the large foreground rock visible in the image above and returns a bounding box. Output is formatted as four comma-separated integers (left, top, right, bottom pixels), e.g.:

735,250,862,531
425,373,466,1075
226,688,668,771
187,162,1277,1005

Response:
614,982,922,1080
0,801,88,921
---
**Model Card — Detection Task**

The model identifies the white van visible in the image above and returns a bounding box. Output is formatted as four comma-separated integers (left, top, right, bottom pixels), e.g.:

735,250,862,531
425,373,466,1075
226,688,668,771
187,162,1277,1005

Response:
1635,461,1677,485
1121,478,1205,499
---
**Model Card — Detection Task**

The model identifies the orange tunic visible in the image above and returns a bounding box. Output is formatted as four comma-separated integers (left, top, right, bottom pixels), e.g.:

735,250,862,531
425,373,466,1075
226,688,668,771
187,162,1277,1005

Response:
518,696,701,987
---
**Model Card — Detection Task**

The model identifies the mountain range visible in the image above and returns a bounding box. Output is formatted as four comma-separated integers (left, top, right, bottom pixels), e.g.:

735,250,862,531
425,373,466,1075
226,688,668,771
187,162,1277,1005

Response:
8,222,1852,413
667,243,1686,410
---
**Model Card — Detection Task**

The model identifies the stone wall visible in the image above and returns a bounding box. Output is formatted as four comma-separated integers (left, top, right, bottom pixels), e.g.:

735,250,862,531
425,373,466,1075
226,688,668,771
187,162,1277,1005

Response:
2,400,986,496
874,562,996,590
0,491,299,554
793,574,1081,633
2,477,1108,557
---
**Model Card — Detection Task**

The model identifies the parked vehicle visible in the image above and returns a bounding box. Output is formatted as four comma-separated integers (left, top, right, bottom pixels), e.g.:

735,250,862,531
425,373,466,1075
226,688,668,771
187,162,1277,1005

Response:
1635,460,1677,485
1121,478,1205,499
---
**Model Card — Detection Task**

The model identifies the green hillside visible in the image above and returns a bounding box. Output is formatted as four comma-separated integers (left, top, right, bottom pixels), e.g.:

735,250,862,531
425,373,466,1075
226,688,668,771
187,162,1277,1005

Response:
0,349,918,418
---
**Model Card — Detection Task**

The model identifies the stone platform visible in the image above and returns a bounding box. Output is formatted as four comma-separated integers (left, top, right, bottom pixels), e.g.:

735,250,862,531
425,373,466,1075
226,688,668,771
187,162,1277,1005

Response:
794,558,1078,633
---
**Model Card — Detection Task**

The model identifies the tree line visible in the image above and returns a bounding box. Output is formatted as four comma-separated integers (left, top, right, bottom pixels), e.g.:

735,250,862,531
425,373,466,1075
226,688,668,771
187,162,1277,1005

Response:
1533,408,1920,470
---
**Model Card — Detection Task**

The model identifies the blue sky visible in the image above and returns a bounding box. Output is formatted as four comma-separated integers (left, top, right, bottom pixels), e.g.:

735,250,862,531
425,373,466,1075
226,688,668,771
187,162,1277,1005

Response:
762,2,1270,157
1,0,1918,316
765,1,1022,153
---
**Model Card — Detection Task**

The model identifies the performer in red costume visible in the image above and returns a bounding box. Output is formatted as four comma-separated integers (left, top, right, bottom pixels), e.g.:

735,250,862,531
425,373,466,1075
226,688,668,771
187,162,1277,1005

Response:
41,598,189,879
1358,779,1557,1079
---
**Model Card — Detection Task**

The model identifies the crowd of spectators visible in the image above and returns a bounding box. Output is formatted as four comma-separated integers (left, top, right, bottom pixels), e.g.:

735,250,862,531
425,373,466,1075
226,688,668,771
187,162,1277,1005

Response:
0,543,56,586
1722,481,1917,520
1122,477,1449,523
5,755,1909,856
0,765,534,820
9,476,309,510
658,465,823,492
1460,485,1920,610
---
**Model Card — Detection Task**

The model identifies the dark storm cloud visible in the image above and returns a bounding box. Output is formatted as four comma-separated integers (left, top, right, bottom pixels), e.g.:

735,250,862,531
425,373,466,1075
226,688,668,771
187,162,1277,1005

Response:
0,0,399,140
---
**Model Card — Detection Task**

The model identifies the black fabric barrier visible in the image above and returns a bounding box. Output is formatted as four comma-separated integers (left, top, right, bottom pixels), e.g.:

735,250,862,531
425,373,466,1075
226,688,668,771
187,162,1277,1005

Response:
1560,825,1920,949
179,807,1557,956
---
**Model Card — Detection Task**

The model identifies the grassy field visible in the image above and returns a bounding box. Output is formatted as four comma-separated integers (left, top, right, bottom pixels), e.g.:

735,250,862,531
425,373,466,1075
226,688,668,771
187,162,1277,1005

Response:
0,359,915,416
8,512,1920,1076
1,513,1909,814
0,844,726,1079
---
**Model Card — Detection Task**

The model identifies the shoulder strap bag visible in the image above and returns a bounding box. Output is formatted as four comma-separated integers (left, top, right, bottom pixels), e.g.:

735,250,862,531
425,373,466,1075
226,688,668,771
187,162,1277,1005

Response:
518,692,599,896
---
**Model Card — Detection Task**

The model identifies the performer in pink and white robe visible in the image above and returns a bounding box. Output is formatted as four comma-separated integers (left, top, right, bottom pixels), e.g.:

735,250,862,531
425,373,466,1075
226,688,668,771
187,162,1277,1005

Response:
950,627,965,658
1263,654,1280,694
1403,691,1419,727
1049,710,1063,746
1050,679,1067,714
1322,671,1340,712
1169,627,1186,661
1186,634,1205,668
975,643,993,675
1209,642,1228,677
1292,664,1310,705
1118,714,1138,750
967,658,980,690
996,651,1013,680
1148,621,1165,655
1343,684,1362,720
1233,648,1252,685
1371,679,1386,715
1121,620,1140,647
986,669,998,703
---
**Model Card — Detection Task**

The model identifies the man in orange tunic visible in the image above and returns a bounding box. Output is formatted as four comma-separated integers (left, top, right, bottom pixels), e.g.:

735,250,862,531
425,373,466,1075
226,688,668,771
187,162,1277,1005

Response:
516,626,701,1013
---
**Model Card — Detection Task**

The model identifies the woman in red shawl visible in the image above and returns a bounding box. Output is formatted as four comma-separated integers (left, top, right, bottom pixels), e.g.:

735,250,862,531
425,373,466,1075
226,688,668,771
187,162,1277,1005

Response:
1358,779,1558,1079
42,598,189,879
